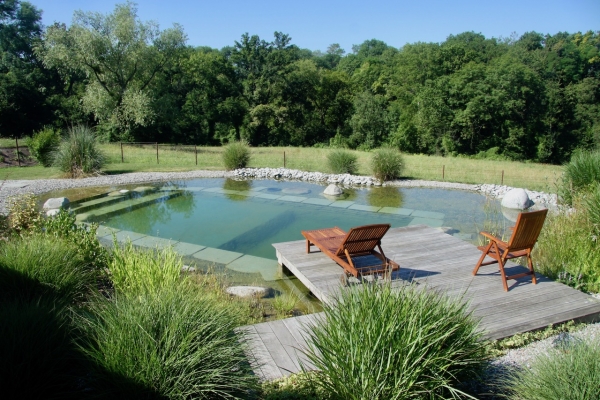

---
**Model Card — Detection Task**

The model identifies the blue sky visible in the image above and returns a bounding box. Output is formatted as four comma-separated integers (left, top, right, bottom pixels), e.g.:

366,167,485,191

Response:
30,0,599,53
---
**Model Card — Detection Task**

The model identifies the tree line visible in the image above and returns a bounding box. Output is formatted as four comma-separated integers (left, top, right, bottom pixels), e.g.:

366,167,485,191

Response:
1,1,598,163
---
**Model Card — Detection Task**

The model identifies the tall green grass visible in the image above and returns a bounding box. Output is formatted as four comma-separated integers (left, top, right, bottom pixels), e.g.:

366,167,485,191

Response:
303,283,487,399
109,241,182,296
53,125,105,177
559,149,600,205
78,284,258,399
371,147,405,182
222,141,251,170
327,149,358,174
0,234,94,305
503,338,600,400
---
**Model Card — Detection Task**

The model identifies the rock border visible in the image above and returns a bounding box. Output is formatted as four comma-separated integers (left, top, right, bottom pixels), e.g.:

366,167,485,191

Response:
0,168,557,215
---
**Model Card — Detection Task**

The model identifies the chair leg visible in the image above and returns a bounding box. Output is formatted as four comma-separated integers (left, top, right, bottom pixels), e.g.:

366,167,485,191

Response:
473,242,493,275
527,253,537,285
497,258,510,292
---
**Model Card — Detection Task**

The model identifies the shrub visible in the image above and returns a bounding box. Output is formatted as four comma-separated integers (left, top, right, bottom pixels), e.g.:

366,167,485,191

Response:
560,149,600,205
503,338,600,400
370,147,404,182
0,299,84,399
26,126,61,167
44,210,108,271
223,141,251,170
6,193,42,234
303,283,488,399
327,149,358,174
0,234,93,305
109,241,183,296
78,284,258,398
52,125,105,178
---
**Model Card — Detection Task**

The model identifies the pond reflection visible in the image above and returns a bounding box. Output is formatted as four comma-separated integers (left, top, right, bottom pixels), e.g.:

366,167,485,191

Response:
367,186,404,208
223,178,252,201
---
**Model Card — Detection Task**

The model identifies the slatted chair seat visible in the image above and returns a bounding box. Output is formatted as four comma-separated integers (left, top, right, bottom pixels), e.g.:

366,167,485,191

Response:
301,224,399,278
473,209,548,291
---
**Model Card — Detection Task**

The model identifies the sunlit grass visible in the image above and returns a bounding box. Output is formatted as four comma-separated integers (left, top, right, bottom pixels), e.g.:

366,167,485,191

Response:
1,143,562,191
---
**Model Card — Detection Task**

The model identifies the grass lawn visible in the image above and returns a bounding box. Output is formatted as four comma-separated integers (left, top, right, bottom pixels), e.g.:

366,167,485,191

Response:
0,143,563,192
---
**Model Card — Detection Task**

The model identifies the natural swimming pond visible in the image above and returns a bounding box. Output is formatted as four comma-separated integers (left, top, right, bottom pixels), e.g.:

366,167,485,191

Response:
50,178,511,313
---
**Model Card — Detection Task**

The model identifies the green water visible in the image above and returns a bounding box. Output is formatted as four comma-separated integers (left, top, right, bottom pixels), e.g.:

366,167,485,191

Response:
77,178,507,260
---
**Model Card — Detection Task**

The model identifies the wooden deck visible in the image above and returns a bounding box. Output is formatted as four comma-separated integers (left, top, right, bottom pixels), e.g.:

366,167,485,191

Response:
240,225,600,381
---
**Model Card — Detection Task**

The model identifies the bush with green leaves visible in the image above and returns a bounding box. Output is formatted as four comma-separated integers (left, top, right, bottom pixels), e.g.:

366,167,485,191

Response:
327,149,358,174
223,140,251,170
503,338,600,400
52,125,105,178
6,193,43,234
559,149,600,205
370,146,404,182
303,283,488,399
79,283,258,399
26,126,61,167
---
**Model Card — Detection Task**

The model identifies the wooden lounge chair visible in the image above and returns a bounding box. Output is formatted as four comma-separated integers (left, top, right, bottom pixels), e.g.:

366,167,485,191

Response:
473,209,548,291
301,224,399,278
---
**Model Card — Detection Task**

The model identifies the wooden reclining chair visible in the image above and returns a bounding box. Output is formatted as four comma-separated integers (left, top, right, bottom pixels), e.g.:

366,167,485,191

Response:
301,223,399,278
473,209,548,291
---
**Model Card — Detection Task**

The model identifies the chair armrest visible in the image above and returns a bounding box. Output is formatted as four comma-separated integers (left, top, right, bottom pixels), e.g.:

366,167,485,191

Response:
479,231,508,247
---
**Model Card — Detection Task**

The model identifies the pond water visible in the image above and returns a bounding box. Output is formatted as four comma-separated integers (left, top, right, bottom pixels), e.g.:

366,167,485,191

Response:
49,178,511,315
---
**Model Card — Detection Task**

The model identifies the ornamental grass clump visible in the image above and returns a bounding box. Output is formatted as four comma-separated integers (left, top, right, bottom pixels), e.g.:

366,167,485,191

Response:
559,149,600,205
303,283,488,399
26,126,61,167
327,149,358,174
52,125,105,178
371,147,404,182
502,338,600,400
223,140,251,170
108,241,182,296
78,284,258,399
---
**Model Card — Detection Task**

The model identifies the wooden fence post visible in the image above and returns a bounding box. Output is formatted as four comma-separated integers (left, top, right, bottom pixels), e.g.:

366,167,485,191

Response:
284,151,286,168
195,144,198,166
442,165,445,180
121,142,124,162
15,138,21,167
156,142,159,164
501,170,504,185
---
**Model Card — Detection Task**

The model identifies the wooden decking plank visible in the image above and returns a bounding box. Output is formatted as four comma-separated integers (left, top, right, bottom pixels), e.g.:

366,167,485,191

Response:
242,225,600,381
253,322,300,376
238,325,283,381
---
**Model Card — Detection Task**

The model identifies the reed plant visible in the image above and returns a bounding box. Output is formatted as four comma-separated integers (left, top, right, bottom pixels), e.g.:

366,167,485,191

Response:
222,140,251,170
502,337,600,400
78,283,257,399
272,292,299,317
585,182,600,236
370,147,404,182
303,283,488,399
108,241,182,296
52,125,105,177
327,149,358,174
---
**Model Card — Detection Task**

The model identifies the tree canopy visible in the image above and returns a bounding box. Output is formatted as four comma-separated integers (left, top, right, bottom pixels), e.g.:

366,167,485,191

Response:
1,0,598,164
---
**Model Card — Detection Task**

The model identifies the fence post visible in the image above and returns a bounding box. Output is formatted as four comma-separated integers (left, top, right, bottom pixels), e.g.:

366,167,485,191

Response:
442,165,445,180
156,142,159,164
284,151,286,168
195,144,197,166
121,142,124,162
15,138,21,167
501,170,504,186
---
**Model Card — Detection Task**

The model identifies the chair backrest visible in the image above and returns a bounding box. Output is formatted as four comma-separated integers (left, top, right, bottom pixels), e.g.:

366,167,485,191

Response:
335,224,390,257
507,209,548,251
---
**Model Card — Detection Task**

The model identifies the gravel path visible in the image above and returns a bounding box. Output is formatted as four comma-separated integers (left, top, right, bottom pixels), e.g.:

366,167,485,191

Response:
0,168,597,382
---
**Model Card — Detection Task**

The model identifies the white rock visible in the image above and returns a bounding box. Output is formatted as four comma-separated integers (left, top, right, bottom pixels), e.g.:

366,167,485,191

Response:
43,197,69,210
323,184,343,196
501,188,533,210
226,286,270,298
46,209,61,217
